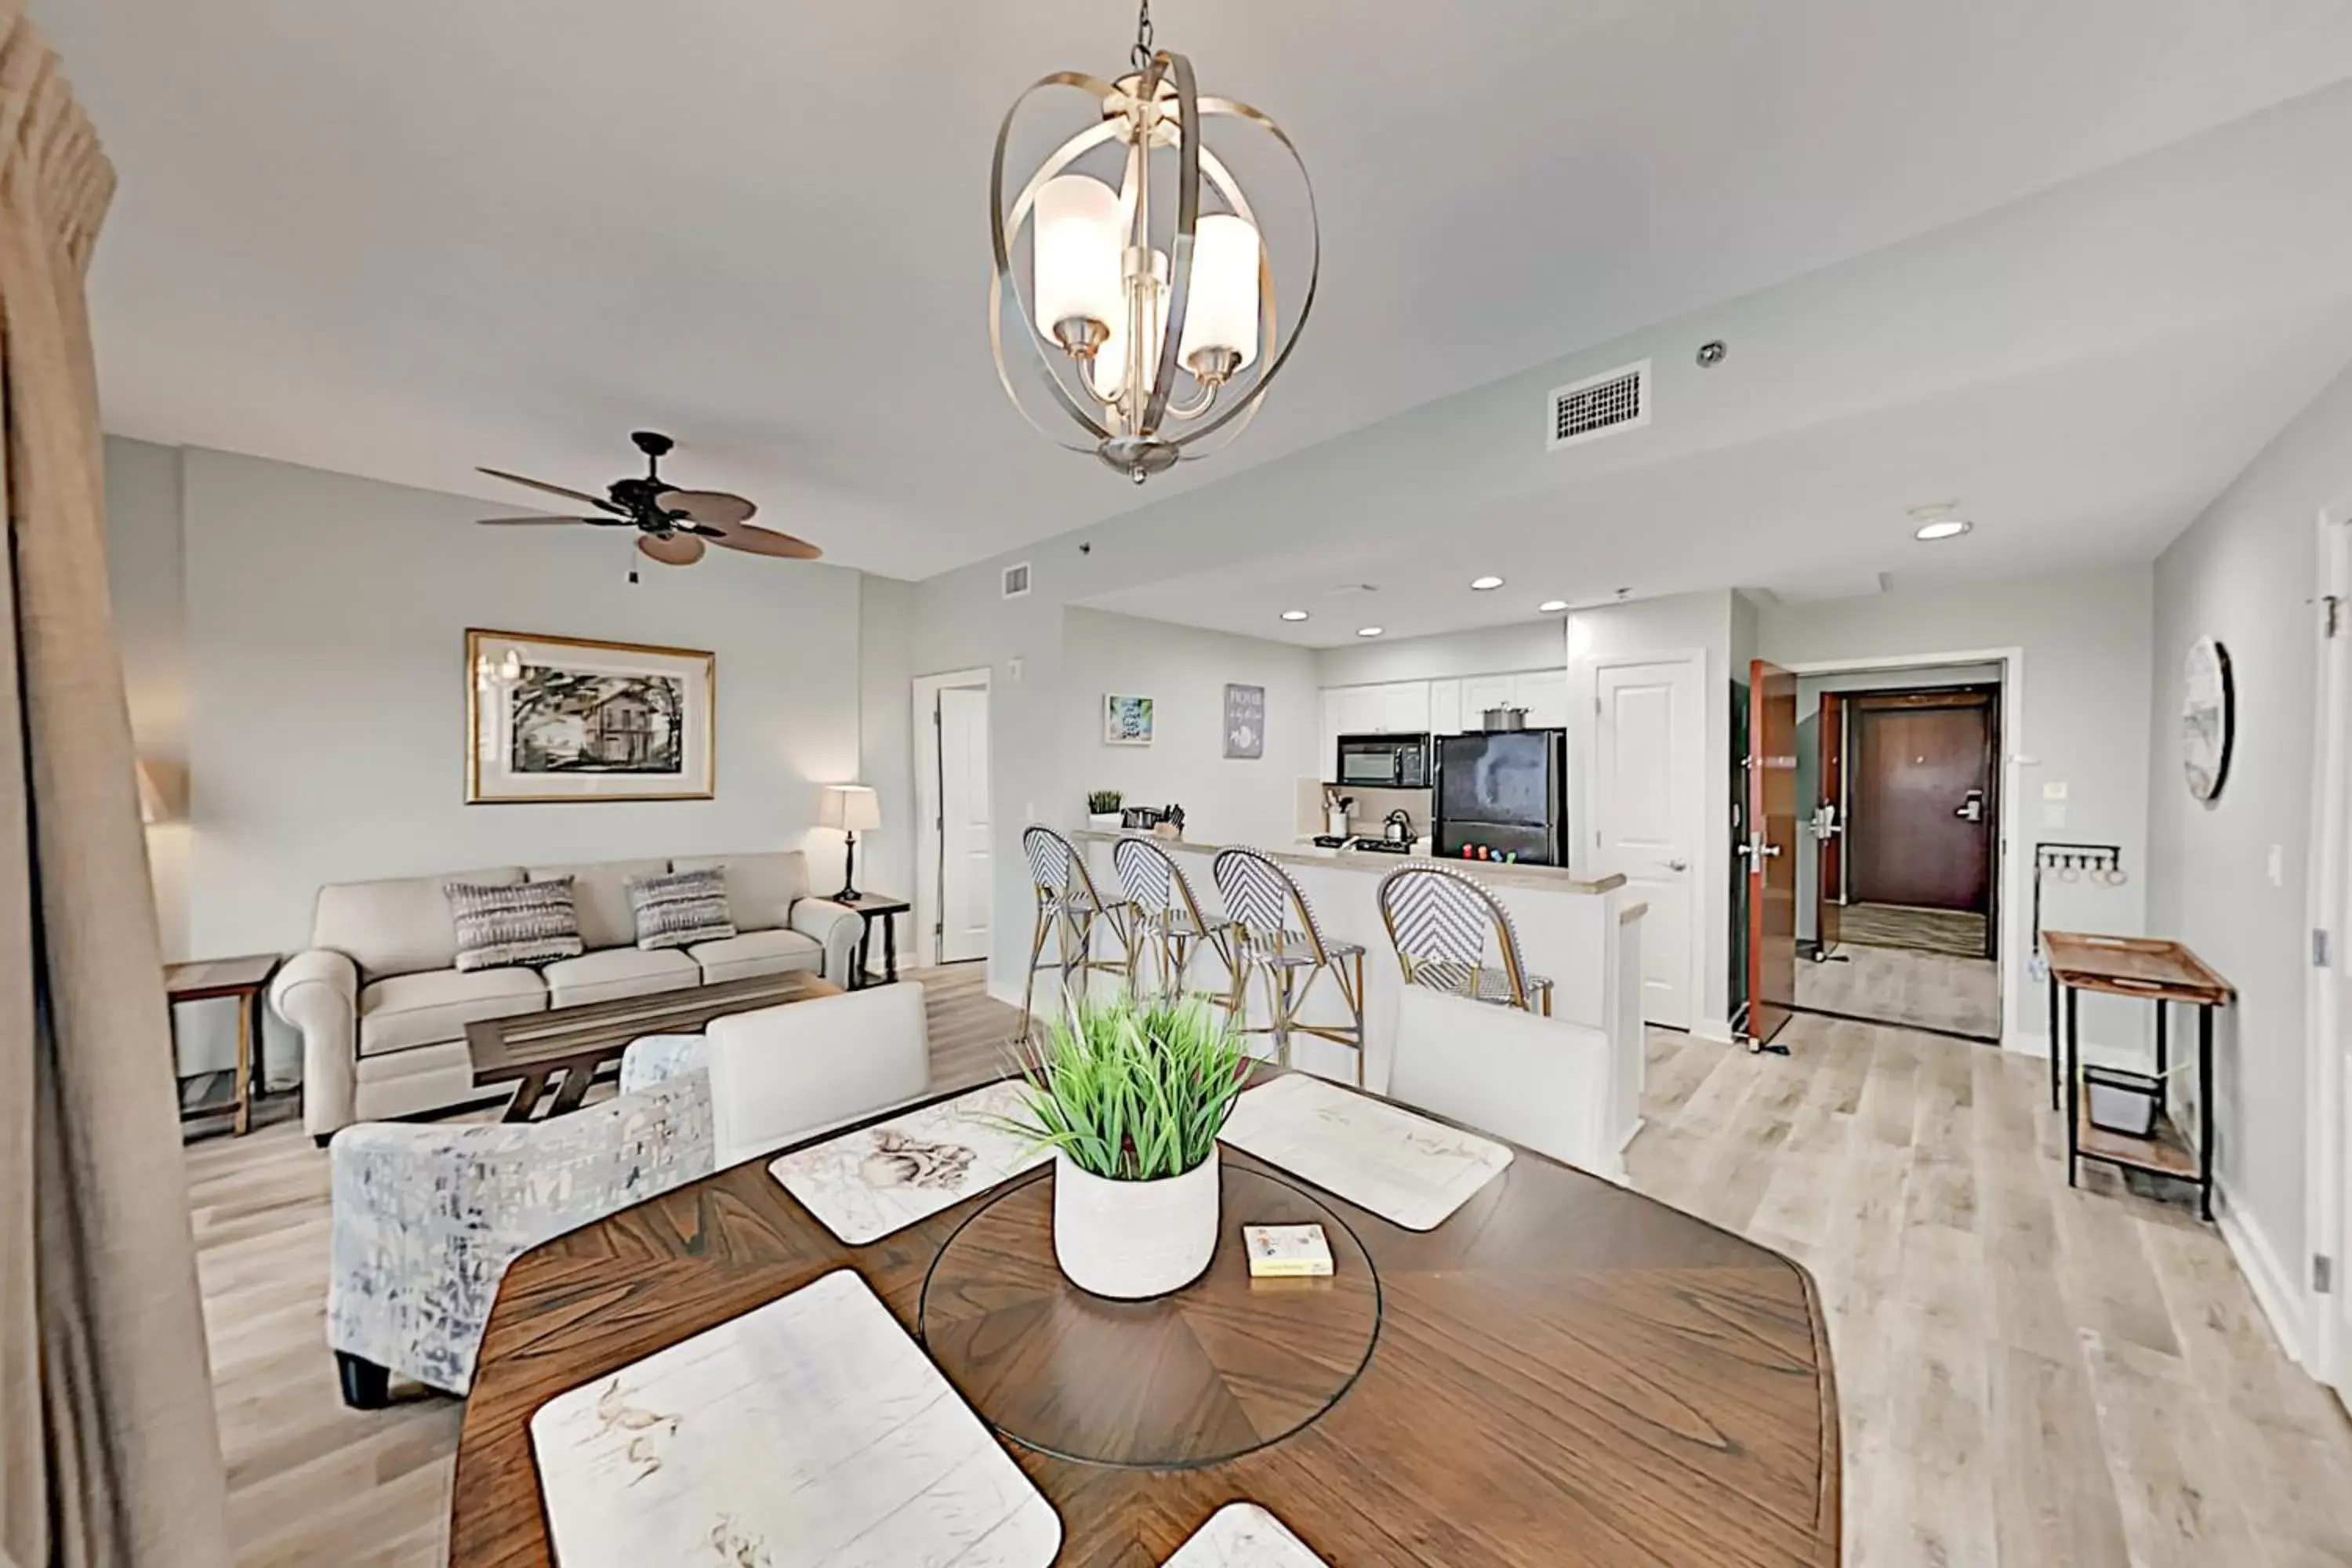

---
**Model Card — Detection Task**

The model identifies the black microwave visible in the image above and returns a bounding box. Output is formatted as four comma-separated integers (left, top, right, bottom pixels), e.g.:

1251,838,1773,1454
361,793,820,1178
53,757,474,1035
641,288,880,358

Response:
1335,733,1430,789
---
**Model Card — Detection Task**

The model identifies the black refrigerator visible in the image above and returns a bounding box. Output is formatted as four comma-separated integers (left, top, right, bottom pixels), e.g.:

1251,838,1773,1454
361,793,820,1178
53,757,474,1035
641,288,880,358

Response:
1432,730,1568,866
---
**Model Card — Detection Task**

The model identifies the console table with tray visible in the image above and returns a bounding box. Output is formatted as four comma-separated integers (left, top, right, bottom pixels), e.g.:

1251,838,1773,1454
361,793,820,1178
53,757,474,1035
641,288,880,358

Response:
2042,930,2233,1220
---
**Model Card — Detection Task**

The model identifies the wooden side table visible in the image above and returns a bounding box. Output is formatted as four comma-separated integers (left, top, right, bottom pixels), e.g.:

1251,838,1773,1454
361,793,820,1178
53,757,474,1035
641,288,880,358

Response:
2042,931,2232,1220
831,892,910,988
165,953,281,1137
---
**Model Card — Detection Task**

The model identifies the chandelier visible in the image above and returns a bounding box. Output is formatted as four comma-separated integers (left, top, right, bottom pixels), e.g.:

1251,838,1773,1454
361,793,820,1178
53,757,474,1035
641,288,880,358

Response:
989,1,1318,483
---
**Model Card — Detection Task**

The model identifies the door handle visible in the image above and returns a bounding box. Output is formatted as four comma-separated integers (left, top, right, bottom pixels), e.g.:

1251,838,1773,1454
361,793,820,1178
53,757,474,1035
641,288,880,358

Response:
1664,858,1689,872
1955,789,1985,823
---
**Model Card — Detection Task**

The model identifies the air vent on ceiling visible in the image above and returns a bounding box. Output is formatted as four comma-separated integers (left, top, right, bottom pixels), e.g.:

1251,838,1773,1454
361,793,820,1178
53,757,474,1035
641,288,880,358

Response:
1546,359,1650,451
1000,561,1033,600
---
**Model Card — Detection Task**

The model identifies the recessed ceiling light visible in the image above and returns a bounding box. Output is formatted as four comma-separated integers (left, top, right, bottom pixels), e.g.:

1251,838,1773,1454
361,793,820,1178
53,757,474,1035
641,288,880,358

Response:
1279,609,1309,622
1356,626,1384,637
1537,599,1570,613
1469,575,1505,591
1914,519,1973,541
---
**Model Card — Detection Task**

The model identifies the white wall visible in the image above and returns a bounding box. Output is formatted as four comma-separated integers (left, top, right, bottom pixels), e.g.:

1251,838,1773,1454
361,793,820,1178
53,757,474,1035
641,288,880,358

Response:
107,439,876,1080
1756,566,2156,1054
1314,620,1566,688
2147,358,2352,1302
857,573,917,924
1062,608,1320,849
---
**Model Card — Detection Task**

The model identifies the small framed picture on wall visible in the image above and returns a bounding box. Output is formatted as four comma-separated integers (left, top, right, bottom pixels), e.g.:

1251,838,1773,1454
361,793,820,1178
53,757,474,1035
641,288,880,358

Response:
1103,694,1156,746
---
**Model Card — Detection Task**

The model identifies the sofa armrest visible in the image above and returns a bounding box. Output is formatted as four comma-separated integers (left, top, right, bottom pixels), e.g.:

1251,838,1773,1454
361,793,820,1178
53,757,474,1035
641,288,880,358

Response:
790,897,866,984
271,949,359,1139
325,1076,713,1395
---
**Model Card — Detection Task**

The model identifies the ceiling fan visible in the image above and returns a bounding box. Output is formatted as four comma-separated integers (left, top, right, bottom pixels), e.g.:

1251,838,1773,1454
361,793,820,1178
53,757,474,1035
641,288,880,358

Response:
476,430,820,568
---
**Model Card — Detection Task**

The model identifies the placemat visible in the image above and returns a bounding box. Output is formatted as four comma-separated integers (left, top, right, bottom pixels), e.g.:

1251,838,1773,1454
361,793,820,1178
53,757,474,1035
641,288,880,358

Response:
769,1080,1052,1245
1163,1504,1327,1566
531,1269,1060,1568
1218,1073,1512,1231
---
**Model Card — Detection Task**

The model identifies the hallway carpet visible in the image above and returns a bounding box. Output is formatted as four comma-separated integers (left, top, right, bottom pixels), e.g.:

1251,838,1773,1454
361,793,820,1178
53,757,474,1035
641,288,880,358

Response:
1839,901,1988,958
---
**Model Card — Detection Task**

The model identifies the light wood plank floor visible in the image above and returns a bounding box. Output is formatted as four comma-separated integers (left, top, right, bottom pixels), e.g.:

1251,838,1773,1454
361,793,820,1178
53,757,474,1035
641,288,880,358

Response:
1796,939,2003,1039
188,975,2350,1565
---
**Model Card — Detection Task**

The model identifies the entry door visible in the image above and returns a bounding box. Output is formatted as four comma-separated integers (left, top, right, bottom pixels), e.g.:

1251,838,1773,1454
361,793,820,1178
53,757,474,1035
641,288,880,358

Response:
1849,693,1993,912
1595,658,1700,1029
935,685,992,963
1747,660,1798,1048
1817,692,1847,950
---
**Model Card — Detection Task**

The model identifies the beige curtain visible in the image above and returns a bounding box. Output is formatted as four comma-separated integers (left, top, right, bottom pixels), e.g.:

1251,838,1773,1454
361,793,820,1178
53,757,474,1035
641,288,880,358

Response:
0,6,234,1566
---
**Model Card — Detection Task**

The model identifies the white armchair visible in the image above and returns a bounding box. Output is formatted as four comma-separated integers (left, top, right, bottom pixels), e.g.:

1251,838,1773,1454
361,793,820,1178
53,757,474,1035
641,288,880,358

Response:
325,1036,713,1405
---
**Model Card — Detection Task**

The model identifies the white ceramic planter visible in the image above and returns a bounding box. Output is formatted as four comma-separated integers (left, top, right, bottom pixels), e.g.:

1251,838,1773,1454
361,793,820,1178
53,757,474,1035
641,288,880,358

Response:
1051,1148,1221,1299
1087,812,1123,831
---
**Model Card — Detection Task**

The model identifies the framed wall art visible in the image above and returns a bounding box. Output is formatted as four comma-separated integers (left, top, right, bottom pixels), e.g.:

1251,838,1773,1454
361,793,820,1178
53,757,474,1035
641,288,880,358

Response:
1103,694,1156,746
466,629,716,804
1223,683,1265,759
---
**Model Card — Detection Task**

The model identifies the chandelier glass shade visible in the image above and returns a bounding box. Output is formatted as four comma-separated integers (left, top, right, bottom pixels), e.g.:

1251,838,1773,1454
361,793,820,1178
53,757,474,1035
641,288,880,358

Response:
989,9,1318,483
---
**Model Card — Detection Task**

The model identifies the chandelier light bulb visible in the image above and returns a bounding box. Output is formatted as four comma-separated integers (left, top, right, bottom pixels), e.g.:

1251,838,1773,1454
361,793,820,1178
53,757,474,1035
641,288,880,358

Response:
1177,214,1261,375
1033,175,1123,350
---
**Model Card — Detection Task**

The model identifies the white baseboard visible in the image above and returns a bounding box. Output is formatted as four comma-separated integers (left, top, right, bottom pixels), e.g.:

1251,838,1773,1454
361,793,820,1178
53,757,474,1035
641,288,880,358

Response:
1693,1017,1735,1046
2216,1180,2309,1370
2002,1029,2050,1059
985,978,1025,1011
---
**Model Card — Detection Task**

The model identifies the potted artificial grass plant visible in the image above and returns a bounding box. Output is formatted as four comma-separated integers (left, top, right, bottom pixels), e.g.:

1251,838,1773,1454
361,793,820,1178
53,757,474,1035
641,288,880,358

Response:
1005,993,1250,1299
1086,789,1123,830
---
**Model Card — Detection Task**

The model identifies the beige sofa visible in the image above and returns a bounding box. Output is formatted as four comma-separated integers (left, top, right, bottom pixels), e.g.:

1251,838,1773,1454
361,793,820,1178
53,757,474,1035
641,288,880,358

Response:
271,852,863,1140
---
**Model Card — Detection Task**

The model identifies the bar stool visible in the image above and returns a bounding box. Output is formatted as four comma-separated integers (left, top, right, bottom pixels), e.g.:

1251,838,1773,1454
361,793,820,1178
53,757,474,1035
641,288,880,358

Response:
1376,861,1553,1014
1211,847,1367,1086
1018,825,1136,1040
1112,835,1238,1001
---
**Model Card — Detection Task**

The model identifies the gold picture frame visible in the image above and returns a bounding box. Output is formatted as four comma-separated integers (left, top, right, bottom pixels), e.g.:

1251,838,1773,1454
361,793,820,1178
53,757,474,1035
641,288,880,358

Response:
464,629,717,804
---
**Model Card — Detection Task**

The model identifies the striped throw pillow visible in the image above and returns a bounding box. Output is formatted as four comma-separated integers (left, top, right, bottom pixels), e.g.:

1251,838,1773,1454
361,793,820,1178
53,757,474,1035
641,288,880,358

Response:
445,878,584,971
626,868,736,950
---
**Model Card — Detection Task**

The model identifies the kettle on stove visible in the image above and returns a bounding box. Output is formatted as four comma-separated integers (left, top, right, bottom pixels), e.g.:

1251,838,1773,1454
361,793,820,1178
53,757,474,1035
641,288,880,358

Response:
1382,809,1414,848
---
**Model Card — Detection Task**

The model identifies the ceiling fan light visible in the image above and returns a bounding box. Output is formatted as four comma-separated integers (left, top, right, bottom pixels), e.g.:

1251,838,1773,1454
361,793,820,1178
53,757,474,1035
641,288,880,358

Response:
1034,175,1123,349
1178,214,1261,375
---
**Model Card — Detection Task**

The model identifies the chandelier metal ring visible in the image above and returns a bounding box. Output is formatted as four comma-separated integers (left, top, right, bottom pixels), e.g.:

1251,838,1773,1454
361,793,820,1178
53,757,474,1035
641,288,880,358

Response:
988,24,1319,483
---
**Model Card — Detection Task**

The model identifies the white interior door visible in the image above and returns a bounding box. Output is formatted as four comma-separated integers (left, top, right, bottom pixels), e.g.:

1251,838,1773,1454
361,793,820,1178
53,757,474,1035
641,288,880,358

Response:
1594,655,1703,1029
2314,511,2352,1404
935,684,992,964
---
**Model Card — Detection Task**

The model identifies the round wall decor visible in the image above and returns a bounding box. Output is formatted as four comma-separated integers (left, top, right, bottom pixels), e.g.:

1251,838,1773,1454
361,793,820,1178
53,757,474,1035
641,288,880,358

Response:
2181,636,2234,801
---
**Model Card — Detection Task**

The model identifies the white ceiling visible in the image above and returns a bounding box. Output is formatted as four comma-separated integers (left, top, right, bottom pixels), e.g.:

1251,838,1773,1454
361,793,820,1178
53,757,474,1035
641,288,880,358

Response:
49,0,2352,579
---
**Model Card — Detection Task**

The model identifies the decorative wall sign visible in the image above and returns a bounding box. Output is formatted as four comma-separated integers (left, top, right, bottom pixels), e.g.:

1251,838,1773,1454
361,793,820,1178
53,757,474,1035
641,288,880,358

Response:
1103,694,1156,746
2180,636,2234,802
1224,683,1266,760
466,629,715,804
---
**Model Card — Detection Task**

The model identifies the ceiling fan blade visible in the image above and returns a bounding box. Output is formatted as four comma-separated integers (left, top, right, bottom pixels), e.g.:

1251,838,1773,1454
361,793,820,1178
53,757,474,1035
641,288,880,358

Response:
707,521,822,561
477,466,624,514
637,533,707,567
477,514,601,526
659,488,757,526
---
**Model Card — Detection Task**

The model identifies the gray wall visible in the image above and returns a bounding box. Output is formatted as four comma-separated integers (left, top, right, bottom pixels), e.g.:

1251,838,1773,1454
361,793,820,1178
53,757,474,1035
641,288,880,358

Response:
2147,358,2352,1291
105,438,888,1077
1757,566,2157,1052
1314,620,1566,688
1062,608,1321,848
103,437,190,960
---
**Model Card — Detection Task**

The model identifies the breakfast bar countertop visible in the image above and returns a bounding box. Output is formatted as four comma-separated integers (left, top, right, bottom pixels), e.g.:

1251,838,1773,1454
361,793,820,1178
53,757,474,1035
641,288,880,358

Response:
1069,828,1627,895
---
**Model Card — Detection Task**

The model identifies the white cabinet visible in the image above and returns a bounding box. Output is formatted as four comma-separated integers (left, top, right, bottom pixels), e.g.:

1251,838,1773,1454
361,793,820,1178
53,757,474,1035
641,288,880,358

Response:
1371,681,1430,734
1515,668,1570,728
1427,679,1464,738
1461,674,1517,724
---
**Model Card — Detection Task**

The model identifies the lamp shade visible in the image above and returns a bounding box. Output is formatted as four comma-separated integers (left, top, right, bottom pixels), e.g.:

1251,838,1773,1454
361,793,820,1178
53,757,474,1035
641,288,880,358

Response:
1178,213,1261,371
136,759,170,825
1033,174,1123,335
820,783,880,834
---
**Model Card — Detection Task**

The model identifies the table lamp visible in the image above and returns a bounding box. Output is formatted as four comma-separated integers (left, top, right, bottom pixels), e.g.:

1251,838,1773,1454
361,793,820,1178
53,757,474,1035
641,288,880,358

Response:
820,783,880,901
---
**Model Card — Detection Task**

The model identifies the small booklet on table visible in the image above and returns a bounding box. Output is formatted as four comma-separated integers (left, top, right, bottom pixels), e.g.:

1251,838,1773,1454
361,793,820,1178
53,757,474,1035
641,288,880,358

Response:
1243,1223,1334,1278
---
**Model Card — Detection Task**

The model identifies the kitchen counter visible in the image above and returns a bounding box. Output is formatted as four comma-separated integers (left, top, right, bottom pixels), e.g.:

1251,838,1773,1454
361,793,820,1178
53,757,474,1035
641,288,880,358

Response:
1069,829,1626,896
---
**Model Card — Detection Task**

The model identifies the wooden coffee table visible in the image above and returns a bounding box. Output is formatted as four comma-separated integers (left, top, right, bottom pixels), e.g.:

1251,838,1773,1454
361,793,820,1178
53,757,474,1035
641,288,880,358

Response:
466,971,840,1123
450,1069,1839,1566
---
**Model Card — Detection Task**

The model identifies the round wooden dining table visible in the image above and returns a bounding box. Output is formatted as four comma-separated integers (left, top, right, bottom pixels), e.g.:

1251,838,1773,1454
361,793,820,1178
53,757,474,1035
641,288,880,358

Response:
449,1075,1841,1566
